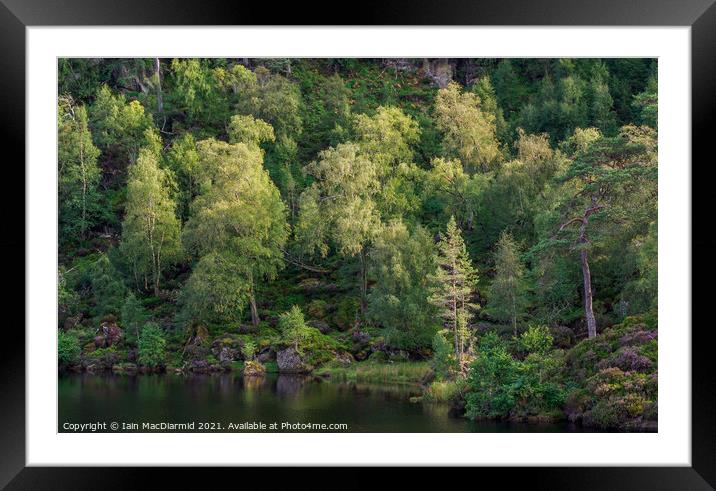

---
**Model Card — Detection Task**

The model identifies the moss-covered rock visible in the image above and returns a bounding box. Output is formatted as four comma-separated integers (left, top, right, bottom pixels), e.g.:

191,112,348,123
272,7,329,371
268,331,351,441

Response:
243,360,266,377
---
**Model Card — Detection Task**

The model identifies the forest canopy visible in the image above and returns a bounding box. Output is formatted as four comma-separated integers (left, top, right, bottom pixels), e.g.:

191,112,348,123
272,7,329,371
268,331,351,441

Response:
58,58,658,430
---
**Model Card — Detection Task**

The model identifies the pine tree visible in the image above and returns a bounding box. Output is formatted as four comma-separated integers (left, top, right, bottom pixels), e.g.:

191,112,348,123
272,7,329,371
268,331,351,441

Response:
429,216,478,370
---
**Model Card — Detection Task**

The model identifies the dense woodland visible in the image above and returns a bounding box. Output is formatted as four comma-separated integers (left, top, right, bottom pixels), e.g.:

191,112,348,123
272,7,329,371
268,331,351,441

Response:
58,58,658,430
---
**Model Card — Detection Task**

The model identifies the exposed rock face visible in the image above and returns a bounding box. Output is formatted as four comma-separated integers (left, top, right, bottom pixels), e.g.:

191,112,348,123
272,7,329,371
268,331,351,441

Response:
277,347,312,373
94,321,122,348
422,58,453,88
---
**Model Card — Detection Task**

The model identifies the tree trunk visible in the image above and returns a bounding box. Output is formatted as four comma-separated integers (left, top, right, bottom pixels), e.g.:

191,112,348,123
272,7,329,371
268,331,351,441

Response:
452,284,461,367
579,220,597,338
359,250,368,315
153,272,160,297
154,58,163,114
249,292,260,328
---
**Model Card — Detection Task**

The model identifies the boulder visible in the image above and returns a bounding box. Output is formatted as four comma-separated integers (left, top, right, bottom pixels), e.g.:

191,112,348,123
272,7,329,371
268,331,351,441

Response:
98,320,122,347
218,346,238,363
210,335,242,361
277,347,312,373
188,359,211,373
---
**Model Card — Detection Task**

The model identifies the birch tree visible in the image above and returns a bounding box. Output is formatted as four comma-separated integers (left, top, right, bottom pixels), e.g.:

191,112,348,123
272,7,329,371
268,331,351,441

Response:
296,142,381,314
58,97,102,243
182,137,288,327
120,145,181,296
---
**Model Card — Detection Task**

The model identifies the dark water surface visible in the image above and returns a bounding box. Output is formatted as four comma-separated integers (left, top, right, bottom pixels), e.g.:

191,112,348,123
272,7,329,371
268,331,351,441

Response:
59,373,585,433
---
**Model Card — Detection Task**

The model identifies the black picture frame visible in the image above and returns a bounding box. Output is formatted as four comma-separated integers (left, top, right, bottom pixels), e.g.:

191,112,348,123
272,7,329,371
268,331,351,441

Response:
2,0,713,488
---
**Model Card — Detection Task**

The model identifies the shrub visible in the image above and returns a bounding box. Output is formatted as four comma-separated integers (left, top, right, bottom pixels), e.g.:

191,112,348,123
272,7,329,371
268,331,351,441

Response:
464,332,565,420
518,324,553,354
579,367,657,429
241,340,257,361
86,346,122,369
58,331,80,367
431,330,457,380
465,333,520,419
138,322,167,368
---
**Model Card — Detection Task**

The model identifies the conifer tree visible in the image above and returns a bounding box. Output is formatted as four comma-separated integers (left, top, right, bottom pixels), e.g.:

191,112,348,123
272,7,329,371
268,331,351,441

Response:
488,231,528,335
429,216,478,369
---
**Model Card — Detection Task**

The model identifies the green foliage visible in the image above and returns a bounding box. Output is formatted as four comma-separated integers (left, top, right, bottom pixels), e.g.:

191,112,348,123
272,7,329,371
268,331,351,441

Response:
465,332,565,420
180,252,252,325
487,232,529,332
168,59,228,128
88,85,153,161
57,60,657,423
241,340,257,361
137,322,167,368
227,114,275,147
120,292,148,346
518,324,553,355
89,255,126,319
278,306,311,352
297,142,380,259
465,333,521,418
368,220,438,350
58,97,102,245
58,331,80,367
165,133,200,221
119,145,182,295
431,330,457,380
632,76,658,129
423,379,464,403
353,105,420,173
316,361,431,385
181,138,288,326
429,217,478,365
435,82,500,172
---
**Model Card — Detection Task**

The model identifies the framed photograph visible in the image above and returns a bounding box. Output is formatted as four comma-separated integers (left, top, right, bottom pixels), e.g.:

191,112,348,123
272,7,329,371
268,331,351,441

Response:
4,0,714,487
